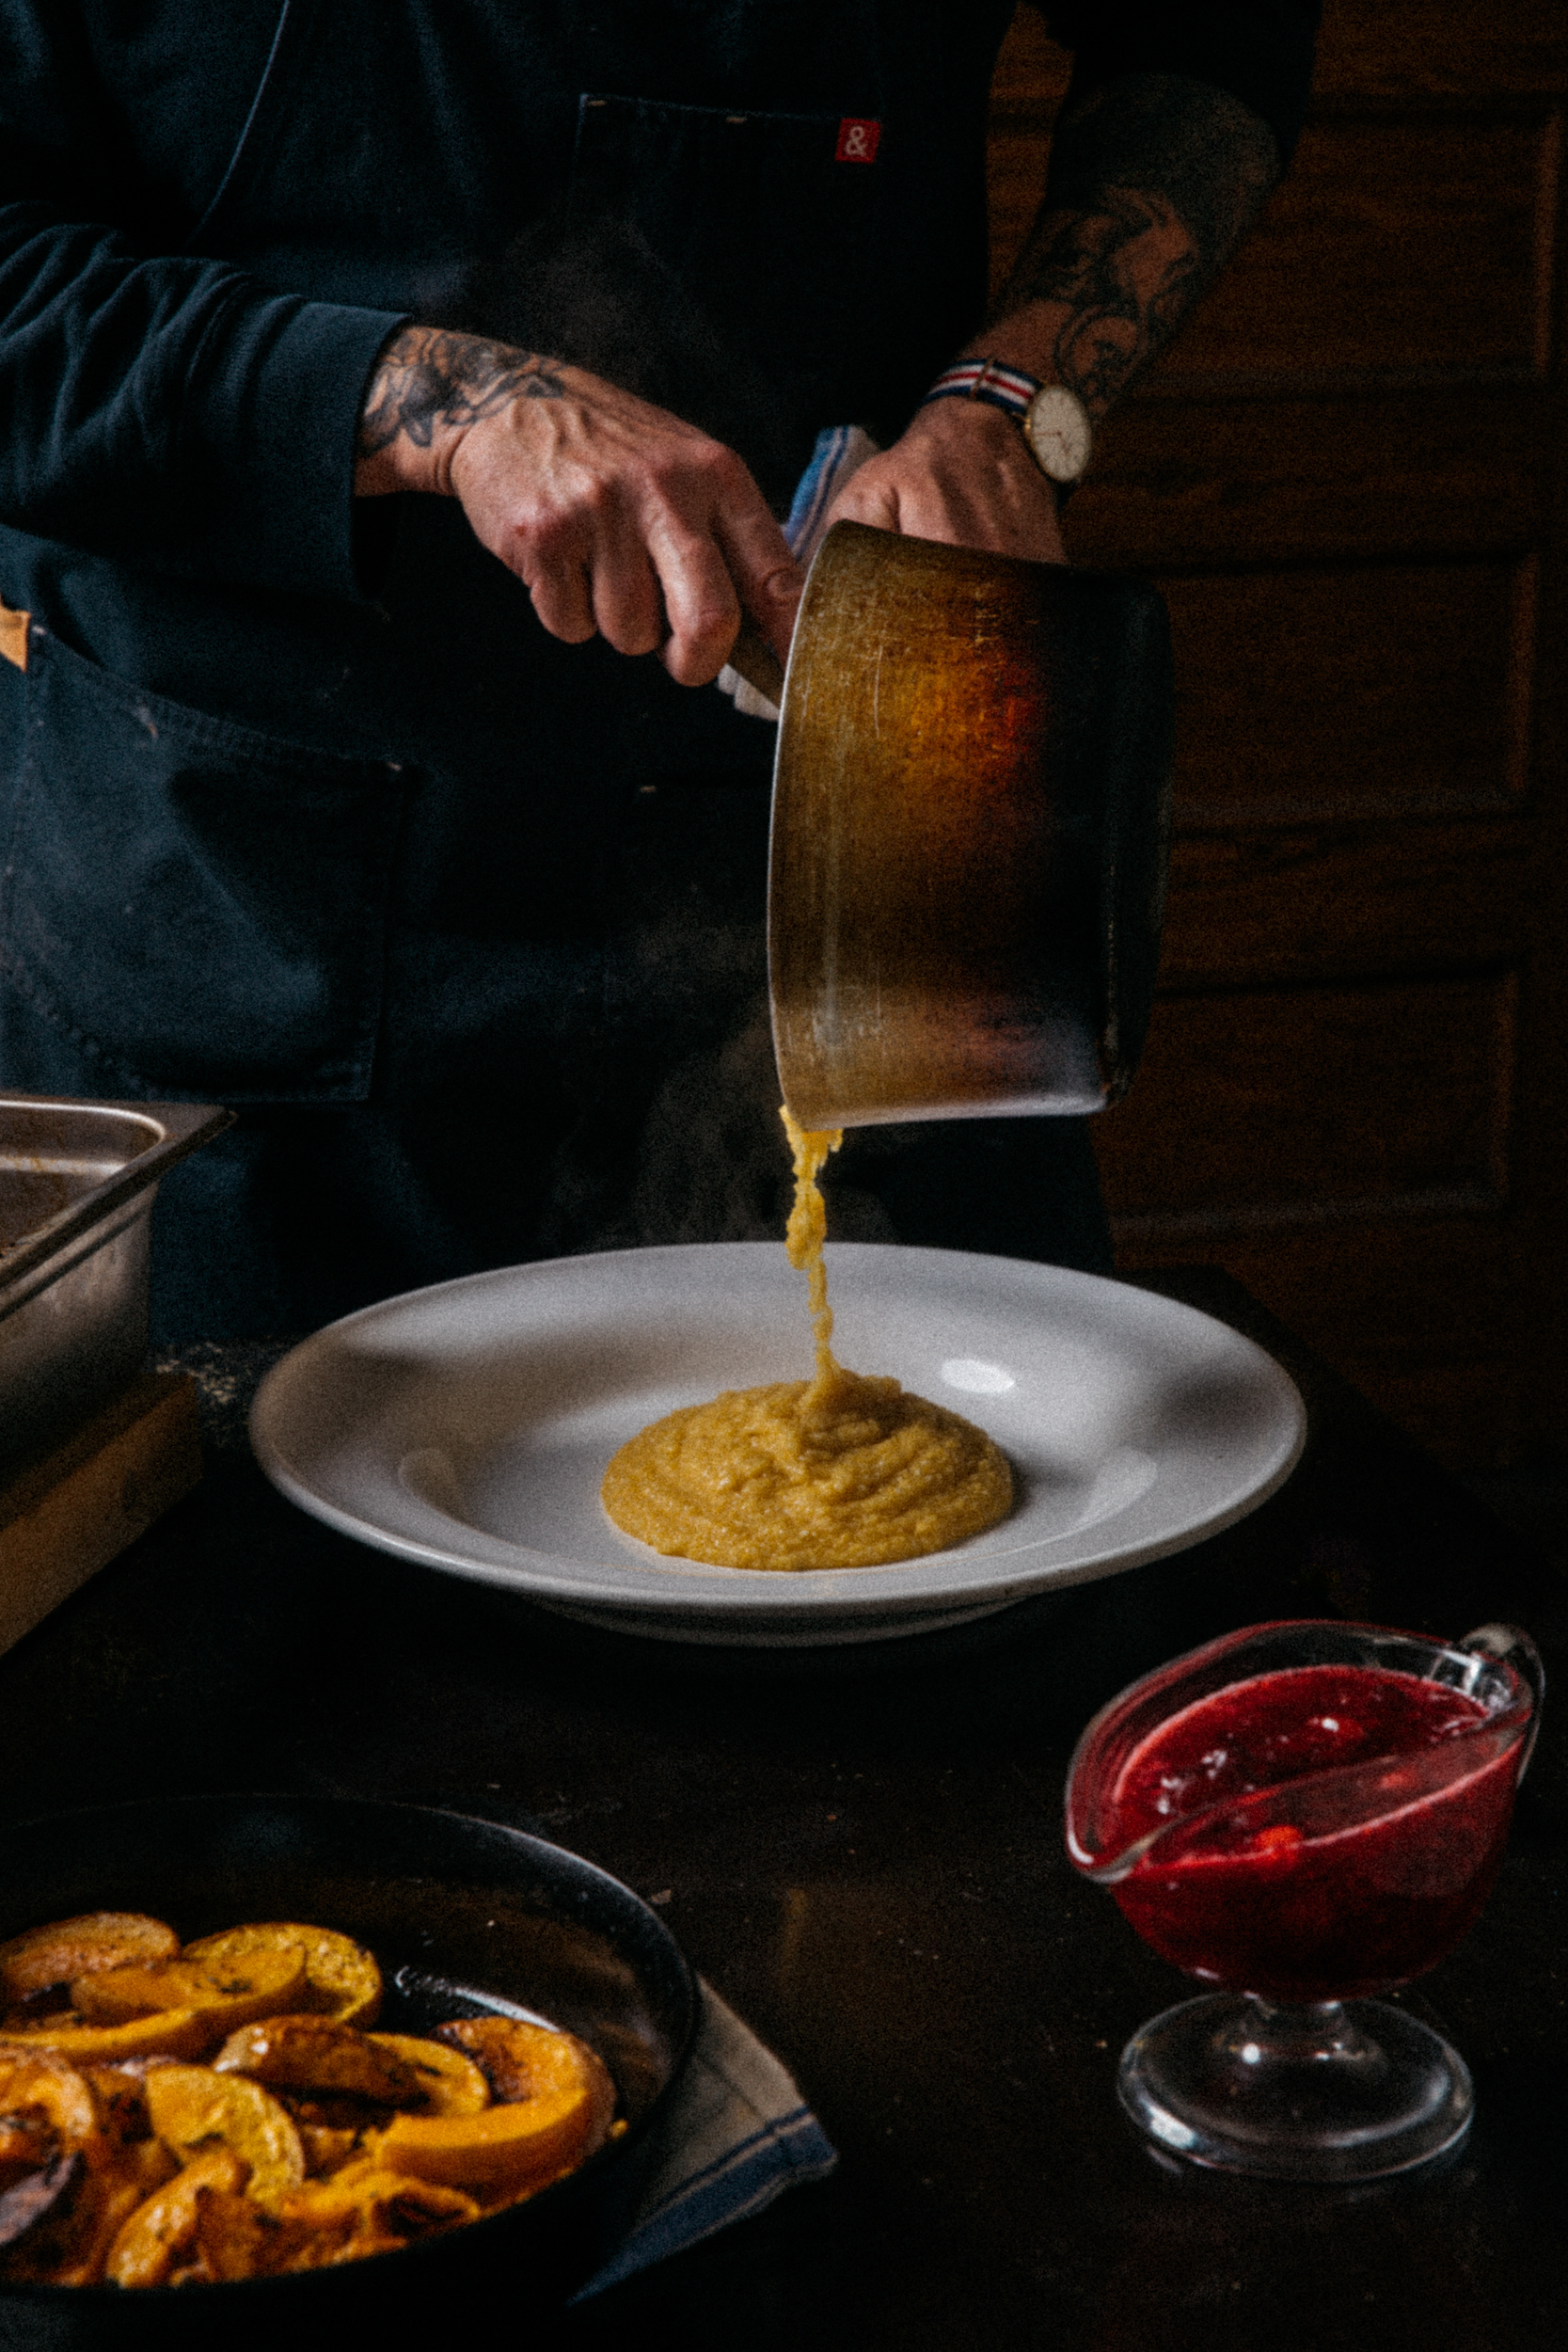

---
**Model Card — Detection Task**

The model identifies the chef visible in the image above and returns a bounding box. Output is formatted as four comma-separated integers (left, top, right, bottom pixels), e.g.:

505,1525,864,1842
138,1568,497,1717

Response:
0,4,1318,1339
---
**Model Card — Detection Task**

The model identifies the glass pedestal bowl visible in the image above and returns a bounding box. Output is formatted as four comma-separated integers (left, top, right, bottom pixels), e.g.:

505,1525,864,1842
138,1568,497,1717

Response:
1066,1619,1542,2181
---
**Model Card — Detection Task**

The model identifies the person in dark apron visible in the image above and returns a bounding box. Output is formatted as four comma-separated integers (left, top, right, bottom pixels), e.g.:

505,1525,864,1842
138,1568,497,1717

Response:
0,4,1318,1340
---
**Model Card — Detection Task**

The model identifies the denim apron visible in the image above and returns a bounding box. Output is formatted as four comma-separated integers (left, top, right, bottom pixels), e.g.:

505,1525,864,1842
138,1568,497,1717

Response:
0,0,1109,1337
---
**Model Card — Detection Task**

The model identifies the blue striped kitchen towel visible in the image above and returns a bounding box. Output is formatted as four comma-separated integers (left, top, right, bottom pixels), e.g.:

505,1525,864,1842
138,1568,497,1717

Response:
717,423,879,718
575,1980,838,2297
782,423,880,564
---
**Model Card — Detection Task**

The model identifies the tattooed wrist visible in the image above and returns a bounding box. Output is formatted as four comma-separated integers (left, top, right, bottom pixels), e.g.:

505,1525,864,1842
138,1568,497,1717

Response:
992,73,1278,420
356,325,565,472
999,189,1203,419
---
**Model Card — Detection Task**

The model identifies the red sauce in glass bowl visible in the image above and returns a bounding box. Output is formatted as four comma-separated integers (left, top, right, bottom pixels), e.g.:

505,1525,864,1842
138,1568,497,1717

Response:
1105,1664,1521,2001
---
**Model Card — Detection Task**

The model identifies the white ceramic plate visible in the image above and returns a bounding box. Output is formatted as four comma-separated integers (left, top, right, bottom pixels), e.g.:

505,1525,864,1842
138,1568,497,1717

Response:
250,1245,1306,1646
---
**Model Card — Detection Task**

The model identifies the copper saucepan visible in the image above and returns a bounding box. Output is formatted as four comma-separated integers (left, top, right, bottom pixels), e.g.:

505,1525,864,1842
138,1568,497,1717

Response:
732,521,1173,1132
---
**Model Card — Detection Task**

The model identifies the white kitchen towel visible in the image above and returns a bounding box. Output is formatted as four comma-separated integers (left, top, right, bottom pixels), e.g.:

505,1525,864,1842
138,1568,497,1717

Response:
575,1979,838,2297
717,422,880,719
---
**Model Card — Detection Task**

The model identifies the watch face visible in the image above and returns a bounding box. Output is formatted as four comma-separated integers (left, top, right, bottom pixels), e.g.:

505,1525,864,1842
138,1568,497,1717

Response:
1024,385,1092,483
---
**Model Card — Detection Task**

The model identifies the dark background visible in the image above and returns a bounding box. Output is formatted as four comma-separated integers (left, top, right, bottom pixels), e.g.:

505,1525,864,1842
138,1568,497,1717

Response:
992,2,1568,1475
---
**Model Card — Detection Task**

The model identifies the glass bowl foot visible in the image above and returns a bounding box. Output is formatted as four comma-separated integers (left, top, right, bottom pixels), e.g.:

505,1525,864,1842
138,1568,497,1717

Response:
1117,1994,1473,2181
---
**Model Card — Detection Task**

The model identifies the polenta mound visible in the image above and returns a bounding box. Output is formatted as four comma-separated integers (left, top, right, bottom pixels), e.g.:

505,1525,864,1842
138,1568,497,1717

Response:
601,1111,1013,1571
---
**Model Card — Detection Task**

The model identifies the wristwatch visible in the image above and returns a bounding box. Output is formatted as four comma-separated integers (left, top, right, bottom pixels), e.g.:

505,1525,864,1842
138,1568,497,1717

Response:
922,358,1093,488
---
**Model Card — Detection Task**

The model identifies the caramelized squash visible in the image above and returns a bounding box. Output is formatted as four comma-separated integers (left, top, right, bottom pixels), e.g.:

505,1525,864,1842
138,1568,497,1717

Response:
105,2146,247,2289
73,1947,307,2029
214,2013,419,2105
0,1917,623,2287
277,2165,479,2253
0,2150,80,2254
370,2022,614,2196
143,2066,305,2206
0,1915,179,2005
369,2033,490,2117
5,2010,216,2065
0,2044,99,2147
438,2015,617,2137
182,1925,381,2026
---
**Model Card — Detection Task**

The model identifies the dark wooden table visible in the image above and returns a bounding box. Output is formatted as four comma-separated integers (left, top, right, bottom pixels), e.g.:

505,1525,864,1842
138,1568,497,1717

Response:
1,1272,1561,2351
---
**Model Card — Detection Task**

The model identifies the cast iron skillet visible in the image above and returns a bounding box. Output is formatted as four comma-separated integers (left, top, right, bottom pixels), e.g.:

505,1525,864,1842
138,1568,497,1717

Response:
0,1795,698,2349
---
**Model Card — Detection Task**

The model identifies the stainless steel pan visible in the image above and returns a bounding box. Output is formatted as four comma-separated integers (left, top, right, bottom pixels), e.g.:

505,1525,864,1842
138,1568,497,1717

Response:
0,1097,230,1479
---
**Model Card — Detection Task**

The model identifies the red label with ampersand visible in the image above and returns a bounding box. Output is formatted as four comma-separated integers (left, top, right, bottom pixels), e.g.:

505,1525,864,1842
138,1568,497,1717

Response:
835,118,881,164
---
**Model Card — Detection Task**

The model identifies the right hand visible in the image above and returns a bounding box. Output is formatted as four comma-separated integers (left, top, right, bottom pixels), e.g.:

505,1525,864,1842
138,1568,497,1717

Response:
355,326,802,685
824,393,1069,565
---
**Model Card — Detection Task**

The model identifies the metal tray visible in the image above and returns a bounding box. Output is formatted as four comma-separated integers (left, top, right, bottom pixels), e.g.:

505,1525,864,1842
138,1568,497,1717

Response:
0,1095,231,1482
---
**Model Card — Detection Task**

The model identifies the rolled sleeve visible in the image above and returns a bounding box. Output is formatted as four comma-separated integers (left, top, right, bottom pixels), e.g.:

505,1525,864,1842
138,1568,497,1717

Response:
1045,3,1322,167
0,195,404,604
180,286,406,601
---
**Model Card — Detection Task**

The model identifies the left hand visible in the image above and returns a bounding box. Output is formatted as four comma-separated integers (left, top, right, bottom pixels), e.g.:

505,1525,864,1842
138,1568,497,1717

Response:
823,395,1067,564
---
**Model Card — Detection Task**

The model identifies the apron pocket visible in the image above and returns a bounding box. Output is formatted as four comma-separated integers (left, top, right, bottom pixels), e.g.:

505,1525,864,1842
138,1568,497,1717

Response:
0,631,410,1102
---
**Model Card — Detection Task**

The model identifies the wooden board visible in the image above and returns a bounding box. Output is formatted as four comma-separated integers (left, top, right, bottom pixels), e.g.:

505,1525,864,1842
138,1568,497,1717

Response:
0,1375,203,1658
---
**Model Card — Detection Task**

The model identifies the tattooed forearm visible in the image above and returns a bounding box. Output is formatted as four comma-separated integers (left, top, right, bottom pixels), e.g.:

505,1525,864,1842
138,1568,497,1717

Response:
1014,189,1204,415
357,325,565,461
992,74,1279,419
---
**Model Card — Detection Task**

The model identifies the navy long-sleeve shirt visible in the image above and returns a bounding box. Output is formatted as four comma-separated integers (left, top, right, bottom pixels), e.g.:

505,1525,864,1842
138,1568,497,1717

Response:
1,4,1318,639
0,0,1316,1320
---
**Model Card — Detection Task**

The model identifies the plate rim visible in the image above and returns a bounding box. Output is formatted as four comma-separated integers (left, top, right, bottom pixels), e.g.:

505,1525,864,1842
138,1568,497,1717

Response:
250,1244,1307,1635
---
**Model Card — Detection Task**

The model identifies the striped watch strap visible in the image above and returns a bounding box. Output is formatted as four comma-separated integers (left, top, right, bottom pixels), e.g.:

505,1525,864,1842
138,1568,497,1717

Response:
921,358,1042,418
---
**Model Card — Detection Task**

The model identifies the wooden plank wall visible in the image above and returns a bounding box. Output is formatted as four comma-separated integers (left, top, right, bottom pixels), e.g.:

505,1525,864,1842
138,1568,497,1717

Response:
988,2,1568,1468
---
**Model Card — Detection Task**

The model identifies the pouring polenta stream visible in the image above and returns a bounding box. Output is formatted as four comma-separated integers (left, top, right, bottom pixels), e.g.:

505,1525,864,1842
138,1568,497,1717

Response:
601,1112,1013,1570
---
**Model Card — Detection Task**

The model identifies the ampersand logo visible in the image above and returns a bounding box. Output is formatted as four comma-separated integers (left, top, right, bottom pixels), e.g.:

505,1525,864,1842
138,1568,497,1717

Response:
835,118,881,164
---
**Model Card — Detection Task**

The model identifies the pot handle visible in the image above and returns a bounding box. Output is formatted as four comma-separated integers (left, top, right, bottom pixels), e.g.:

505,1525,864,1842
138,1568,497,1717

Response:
729,616,786,708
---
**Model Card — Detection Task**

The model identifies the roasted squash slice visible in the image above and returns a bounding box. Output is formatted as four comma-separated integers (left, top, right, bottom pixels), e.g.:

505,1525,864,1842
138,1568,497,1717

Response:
142,2066,305,2206
104,2146,247,2289
0,2043,99,2146
0,2148,81,2255
0,1915,179,2005
438,2016,617,2133
5,2010,217,2065
369,2022,613,2196
182,1925,381,2026
214,2014,419,2105
73,1947,307,2028
279,2164,479,2239
368,2033,490,2117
